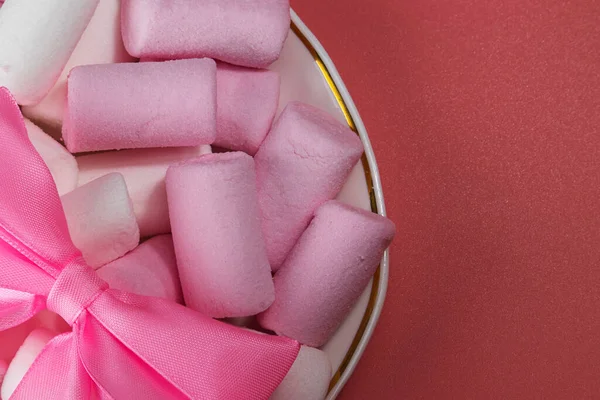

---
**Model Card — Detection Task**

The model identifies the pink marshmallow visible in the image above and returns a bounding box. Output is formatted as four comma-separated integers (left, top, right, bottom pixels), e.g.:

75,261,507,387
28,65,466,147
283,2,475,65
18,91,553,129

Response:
0,311,68,366
63,59,217,153
97,235,183,303
24,119,78,196
255,102,364,270
258,200,396,347
271,346,332,400
77,145,212,237
215,64,280,155
1,329,57,400
121,0,290,68
166,152,274,318
22,0,136,133
61,172,140,269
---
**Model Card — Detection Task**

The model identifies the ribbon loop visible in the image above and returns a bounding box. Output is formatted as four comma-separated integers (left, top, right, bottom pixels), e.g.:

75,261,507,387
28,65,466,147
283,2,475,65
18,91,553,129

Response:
47,259,108,326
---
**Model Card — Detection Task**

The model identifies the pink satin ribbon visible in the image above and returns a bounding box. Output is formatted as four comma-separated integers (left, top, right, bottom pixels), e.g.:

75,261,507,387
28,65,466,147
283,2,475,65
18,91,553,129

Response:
0,87,300,399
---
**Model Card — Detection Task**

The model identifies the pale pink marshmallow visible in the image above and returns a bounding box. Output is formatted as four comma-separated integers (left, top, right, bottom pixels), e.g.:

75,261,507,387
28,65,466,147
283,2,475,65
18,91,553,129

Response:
0,0,99,105
215,64,280,155
1,329,58,400
61,173,140,269
166,152,274,318
258,200,395,347
63,59,217,153
255,102,364,270
0,360,6,387
24,119,78,196
77,145,212,237
0,311,68,366
271,346,332,400
97,235,183,303
121,0,290,68
22,0,136,132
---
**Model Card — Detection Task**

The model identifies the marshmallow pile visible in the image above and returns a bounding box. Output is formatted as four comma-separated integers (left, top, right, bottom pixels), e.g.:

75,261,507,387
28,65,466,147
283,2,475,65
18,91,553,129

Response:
0,1,395,399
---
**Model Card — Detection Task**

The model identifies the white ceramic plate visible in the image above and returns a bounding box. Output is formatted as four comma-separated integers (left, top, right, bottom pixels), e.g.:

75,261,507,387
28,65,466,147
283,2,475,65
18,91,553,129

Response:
270,11,390,399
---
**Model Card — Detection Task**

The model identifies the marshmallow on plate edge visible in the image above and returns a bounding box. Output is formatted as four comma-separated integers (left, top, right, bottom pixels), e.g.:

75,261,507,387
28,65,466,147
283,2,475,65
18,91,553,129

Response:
63,59,217,153
121,0,290,68
0,0,99,105
61,172,140,269
77,145,212,237
22,0,136,132
215,64,280,155
1,329,58,400
24,119,78,196
255,101,364,271
271,346,332,400
97,235,183,303
166,152,275,318
258,200,396,347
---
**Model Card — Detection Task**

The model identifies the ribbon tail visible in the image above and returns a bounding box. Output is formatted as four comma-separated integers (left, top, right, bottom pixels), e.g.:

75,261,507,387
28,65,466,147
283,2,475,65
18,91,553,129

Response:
75,310,189,400
86,291,300,400
10,332,99,400
0,288,46,331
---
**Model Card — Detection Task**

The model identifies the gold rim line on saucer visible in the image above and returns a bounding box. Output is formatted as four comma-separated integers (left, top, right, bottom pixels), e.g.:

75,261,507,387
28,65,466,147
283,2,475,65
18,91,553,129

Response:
290,23,382,394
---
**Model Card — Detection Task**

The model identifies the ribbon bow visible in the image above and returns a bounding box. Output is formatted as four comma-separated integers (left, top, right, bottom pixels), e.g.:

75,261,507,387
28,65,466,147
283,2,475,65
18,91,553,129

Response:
0,87,299,400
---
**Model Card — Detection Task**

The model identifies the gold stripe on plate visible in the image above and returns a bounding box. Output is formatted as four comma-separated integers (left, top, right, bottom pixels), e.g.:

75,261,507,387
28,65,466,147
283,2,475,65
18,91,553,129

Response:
291,23,383,394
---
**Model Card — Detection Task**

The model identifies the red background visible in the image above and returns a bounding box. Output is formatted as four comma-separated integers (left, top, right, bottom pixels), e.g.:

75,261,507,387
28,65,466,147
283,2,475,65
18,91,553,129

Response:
291,0,600,398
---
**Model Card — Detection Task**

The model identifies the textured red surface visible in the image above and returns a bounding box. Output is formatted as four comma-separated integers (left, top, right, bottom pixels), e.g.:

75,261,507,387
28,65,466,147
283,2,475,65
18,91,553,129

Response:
291,0,600,398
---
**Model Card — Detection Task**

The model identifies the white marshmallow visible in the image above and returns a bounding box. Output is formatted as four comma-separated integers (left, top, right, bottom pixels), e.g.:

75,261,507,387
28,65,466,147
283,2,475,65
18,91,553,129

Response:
0,0,100,105
1,329,57,400
61,173,140,268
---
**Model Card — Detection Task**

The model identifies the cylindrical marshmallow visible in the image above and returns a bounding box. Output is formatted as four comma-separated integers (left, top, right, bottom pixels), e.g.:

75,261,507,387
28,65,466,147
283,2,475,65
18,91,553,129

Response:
1,329,57,400
97,235,183,303
63,59,217,153
121,0,290,68
271,346,332,400
258,200,396,347
0,0,99,105
22,0,136,131
24,119,78,196
255,101,364,270
61,172,140,268
77,145,212,237
166,152,274,317
214,64,280,155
